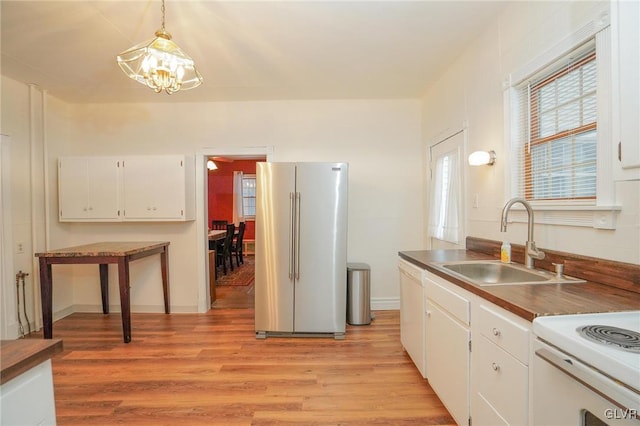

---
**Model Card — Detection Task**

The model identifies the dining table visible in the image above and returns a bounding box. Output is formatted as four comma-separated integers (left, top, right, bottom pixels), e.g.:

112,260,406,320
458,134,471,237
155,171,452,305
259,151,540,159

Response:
208,229,227,242
35,241,170,343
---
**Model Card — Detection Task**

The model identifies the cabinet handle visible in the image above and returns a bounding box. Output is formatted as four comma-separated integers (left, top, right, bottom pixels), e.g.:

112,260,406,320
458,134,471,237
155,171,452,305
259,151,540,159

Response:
491,362,500,371
426,310,432,318
492,327,501,337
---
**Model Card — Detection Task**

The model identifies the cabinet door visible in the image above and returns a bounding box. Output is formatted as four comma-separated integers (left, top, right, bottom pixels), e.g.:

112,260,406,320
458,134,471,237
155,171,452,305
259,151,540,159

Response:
473,335,528,426
614,0,640,178
58,157,120,221
123,156,187,220
86,158,120,219
59,157,89,219
398,260,425,378
426,299,470,426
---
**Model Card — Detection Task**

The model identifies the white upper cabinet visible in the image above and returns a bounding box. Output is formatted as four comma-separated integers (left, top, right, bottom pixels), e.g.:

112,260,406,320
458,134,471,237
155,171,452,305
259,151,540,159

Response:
58,157,121,221
613,0,640,180
122,155,194,221
58,155,195,222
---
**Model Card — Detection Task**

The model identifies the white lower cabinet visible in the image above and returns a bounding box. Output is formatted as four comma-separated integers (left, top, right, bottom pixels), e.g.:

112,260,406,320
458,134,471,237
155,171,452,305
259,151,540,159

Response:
0,360,57,425
399,259,534,426
471,303,531,426
425,273,470,426
399,259,426,377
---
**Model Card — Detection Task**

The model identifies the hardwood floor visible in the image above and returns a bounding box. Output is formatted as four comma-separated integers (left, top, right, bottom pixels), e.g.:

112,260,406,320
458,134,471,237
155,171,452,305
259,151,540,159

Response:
30,307,454,425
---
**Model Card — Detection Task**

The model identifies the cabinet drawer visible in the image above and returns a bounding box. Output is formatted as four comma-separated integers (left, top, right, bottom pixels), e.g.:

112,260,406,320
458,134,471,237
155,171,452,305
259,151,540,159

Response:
398,259,424,283
475,335,528,426
424,275,470,325
478,304,529,364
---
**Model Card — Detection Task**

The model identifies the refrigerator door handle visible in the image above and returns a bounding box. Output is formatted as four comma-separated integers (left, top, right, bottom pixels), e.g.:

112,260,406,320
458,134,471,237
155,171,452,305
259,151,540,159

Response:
289,192,295,279
294,191,301,279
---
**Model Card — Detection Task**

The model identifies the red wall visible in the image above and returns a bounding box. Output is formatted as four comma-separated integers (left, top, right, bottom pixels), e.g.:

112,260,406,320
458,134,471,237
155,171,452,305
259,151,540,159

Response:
207,160,257,241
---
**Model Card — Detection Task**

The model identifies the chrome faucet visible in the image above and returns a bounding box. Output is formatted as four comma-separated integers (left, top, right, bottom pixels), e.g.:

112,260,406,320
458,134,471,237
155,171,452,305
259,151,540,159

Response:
500,198,545,269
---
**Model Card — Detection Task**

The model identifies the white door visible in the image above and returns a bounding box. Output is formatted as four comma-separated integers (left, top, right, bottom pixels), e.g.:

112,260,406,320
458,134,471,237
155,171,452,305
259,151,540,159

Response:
428,131,465,249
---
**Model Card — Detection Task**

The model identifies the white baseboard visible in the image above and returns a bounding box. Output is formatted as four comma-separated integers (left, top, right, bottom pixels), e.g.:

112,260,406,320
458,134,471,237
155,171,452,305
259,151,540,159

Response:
371,297,399,311
70,304,199,314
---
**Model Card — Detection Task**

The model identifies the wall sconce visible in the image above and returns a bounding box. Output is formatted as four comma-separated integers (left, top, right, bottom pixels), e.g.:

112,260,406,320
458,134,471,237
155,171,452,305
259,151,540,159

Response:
207,160,218,170
468,150,496,166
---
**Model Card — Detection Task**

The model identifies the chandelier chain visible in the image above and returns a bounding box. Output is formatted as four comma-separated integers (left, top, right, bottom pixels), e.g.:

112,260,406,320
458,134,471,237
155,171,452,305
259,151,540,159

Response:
161,0,166,31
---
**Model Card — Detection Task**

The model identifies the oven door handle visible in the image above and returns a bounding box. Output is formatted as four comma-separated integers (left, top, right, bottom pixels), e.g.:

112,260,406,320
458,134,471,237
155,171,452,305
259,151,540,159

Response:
536,347,639,412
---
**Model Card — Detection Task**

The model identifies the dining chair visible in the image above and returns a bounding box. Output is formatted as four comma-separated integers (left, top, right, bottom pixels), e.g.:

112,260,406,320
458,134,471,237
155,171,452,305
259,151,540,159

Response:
231,222,246,267
211,220,228,230
216,223,236,275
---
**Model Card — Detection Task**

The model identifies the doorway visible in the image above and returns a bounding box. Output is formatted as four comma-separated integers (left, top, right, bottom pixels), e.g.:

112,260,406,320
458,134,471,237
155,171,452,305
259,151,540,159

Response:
200,147,271,311
428,130,465,250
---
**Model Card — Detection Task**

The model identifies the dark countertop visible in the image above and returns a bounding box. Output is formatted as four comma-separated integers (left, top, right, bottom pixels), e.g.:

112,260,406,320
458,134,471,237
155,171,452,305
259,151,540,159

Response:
1,339,63,385
399,249,640,322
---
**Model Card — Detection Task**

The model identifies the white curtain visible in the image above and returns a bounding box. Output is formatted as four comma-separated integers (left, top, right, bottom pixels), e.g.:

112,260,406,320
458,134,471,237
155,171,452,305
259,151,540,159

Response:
232,171,245,226
429,148,461,243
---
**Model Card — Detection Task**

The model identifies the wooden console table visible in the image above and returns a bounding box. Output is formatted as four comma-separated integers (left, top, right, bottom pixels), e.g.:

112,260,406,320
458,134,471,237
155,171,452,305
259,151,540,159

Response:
35,241,170,343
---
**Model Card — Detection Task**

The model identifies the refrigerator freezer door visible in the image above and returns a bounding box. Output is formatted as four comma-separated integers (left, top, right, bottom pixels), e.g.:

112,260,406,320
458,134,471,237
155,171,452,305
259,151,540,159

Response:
294,163,348,333
255,163,296,333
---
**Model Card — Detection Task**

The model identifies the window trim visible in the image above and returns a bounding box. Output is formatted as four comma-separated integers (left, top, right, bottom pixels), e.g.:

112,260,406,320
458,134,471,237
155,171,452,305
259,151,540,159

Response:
241,174,256,220
503,15,620,229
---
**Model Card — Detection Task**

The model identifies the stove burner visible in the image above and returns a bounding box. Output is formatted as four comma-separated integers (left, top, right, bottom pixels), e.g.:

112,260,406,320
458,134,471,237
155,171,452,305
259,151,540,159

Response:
577,325,640,354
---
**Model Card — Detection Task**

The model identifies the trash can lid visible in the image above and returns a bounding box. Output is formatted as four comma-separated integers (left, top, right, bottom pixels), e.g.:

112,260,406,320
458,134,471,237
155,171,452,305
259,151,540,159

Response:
347,262,370,270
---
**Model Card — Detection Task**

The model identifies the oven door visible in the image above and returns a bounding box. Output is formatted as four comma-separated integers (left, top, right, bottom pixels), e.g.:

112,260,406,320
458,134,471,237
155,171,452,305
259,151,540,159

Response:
533,340,639,426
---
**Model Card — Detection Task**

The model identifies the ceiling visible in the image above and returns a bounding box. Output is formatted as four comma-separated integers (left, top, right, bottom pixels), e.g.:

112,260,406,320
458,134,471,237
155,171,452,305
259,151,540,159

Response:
1,1,506,104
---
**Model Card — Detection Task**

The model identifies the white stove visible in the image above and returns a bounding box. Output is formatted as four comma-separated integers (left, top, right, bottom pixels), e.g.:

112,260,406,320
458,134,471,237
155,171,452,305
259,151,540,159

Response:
533,310,640,392
532,310,640,425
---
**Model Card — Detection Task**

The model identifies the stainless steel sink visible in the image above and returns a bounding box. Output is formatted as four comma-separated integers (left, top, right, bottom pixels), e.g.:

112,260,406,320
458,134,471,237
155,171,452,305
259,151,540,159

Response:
436,260,585,286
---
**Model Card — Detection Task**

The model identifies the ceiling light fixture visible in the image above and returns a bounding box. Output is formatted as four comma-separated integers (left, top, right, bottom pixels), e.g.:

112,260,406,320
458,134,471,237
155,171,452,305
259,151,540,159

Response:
207,160,218,170
468,150,496,166
116,0,203,94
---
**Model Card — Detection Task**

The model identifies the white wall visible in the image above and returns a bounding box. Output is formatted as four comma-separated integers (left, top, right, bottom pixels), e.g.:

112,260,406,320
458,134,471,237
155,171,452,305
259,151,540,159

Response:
27,97,421,316
422,0,640,264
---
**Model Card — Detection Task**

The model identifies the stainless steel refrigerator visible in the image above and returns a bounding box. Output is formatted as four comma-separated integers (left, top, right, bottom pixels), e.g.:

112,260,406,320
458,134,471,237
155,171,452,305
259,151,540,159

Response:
255,162,348,339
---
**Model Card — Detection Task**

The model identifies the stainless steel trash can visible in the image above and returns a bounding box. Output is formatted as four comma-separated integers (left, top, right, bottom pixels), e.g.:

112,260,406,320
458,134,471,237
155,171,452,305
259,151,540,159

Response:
347,263,372,325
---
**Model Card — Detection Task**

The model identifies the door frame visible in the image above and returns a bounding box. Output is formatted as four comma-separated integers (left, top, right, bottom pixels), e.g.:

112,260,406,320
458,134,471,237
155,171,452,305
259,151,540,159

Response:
195,146,274,313
426,126,467,250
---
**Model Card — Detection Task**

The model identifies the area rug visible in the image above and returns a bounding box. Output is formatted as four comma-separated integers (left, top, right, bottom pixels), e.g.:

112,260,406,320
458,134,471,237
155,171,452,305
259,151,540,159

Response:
216,255,255,286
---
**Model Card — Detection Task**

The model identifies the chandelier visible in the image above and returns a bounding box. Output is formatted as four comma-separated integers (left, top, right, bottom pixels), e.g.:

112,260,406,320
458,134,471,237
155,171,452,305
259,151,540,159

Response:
116,0,203,94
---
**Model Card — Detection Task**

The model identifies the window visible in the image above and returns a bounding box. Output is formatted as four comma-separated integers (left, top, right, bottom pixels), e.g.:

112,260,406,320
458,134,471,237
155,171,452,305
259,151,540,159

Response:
516,42,597,202
242,174,256,219
505,18,620,229
429,132,464,245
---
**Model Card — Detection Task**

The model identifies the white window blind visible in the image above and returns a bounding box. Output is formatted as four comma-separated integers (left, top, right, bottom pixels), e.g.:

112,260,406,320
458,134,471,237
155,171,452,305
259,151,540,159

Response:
512,40,597,203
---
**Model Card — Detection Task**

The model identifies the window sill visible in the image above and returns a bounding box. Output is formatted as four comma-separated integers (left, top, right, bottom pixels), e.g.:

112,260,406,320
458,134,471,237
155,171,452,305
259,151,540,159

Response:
505,205,622,230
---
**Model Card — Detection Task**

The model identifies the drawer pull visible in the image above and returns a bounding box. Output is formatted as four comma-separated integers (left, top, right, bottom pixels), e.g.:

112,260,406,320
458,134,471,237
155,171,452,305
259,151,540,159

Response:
491,362,500,371
492,327,501,337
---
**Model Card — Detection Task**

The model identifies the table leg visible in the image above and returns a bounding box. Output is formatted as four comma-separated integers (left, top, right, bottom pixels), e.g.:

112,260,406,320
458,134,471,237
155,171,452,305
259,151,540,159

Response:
99,264,109,314
117,258,131,343
38,258,53,339
161,245,170,314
